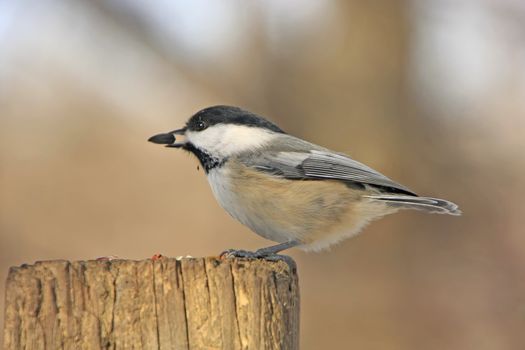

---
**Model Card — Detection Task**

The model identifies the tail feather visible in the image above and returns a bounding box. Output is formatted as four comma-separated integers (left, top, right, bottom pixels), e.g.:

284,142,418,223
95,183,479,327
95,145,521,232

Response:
364,194,461,216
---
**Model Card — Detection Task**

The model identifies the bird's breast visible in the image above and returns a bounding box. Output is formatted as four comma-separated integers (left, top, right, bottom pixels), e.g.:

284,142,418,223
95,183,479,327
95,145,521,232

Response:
206,160,383,247
206,166,239,219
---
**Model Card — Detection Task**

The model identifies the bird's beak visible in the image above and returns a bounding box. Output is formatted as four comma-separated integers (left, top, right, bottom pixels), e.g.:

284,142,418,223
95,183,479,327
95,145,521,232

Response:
148,127,187,148
170,128,187,135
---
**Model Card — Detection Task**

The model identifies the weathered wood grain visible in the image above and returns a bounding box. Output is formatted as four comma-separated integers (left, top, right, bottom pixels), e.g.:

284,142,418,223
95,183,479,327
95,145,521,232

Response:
3,257,299,350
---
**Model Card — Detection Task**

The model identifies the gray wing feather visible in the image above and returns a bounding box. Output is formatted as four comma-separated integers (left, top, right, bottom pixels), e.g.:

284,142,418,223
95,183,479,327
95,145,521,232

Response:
241,137,415,195
302,150,414,193
250,151,308,178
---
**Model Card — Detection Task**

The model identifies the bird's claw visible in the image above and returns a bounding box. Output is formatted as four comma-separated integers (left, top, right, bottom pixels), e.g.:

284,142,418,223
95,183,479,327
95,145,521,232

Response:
219,249,289,262
220,249,260,259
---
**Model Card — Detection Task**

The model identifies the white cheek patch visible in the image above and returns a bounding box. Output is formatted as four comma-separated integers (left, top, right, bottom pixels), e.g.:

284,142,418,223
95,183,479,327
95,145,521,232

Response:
186,124,276,157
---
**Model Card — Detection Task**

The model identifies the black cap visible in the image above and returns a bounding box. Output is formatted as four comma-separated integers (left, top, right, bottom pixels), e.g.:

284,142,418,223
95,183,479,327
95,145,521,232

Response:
186,105,285,133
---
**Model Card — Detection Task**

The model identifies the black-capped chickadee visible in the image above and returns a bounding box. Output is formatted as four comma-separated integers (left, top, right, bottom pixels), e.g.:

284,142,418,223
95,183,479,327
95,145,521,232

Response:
149,106,460,258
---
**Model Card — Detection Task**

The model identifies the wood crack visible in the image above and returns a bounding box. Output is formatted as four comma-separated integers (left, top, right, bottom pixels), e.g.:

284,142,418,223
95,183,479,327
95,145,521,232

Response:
150,260,161,350
229,263,243,349
177,260,191,349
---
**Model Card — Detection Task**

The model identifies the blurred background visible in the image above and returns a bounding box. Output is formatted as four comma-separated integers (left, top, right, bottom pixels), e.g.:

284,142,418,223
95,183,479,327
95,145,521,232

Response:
1,0,524,348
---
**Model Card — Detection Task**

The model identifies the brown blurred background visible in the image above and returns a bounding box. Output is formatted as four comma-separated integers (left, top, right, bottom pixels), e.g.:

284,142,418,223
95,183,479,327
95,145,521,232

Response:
1,0,525,349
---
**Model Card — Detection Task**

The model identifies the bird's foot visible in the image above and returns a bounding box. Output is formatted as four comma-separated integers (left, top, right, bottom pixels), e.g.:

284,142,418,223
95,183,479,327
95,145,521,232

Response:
220,249,260,259
219,248,290,262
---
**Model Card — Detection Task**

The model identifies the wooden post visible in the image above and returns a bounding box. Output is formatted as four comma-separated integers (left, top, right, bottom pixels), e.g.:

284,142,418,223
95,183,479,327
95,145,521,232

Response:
3,257,299,350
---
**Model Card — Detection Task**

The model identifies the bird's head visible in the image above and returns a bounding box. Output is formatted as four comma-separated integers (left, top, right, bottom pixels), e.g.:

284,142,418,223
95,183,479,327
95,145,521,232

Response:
149,106,285,161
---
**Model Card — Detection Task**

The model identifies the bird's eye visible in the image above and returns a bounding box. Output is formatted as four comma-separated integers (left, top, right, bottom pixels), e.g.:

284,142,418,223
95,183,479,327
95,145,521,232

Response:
195,120,207,131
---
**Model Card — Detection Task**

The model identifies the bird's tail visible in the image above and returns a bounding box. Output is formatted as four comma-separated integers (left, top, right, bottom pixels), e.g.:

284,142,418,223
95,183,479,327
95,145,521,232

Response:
364,194,461,216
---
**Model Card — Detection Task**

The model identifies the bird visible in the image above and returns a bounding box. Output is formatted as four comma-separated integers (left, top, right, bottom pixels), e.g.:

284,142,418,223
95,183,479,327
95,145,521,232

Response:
148,105,460,258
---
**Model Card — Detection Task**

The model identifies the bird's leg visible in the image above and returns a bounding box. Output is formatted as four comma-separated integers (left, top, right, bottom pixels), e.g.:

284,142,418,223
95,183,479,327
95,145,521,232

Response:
254,240,300,256
220,240,300,260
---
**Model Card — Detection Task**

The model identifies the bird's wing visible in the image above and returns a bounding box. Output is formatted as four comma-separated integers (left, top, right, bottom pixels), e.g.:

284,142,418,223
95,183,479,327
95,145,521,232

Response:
244,149,416,195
